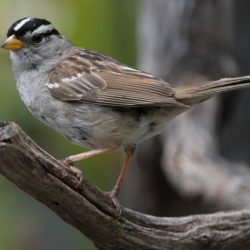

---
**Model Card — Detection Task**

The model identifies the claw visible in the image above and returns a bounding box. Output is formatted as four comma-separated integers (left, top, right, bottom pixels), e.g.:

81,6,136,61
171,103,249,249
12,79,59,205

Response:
61,157,74,167
76,171,83,188
105,190,121,216
61,158,83,188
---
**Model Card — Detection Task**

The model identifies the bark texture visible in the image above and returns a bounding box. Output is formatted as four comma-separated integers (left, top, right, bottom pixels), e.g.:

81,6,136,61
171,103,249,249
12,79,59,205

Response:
1,121,250,250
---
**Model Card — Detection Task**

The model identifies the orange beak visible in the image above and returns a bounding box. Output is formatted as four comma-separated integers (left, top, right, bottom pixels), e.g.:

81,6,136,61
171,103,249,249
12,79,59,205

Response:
0,35,27,51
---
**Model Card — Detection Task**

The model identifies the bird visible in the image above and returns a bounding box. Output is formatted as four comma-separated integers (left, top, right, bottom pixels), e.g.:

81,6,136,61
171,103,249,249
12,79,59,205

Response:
1,17,250,206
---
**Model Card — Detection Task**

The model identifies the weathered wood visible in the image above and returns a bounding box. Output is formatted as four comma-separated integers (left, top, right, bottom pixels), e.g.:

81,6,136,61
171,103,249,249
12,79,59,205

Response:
0,121,250,250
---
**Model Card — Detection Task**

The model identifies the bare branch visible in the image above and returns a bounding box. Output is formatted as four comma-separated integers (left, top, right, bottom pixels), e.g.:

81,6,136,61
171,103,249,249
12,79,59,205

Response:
0,121,250,250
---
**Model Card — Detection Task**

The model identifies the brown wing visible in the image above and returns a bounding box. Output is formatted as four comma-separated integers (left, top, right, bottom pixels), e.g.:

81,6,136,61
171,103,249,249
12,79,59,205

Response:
47,49,186,107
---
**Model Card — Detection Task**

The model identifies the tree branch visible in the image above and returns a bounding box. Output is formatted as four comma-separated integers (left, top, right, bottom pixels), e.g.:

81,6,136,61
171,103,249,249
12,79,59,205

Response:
0,121,250,250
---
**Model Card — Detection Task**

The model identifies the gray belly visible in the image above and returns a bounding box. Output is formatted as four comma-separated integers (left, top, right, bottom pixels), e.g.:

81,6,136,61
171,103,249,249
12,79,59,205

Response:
28,98,179,149
18,80,185,149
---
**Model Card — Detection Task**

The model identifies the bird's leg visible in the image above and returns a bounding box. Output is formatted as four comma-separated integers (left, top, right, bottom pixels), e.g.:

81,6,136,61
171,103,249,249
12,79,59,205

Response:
107,146,135,208
61,148,112,184
62,148,112,166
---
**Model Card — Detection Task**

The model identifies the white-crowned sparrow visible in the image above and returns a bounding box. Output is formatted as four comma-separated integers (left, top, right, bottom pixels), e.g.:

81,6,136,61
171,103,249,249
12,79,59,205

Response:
1,17,250,202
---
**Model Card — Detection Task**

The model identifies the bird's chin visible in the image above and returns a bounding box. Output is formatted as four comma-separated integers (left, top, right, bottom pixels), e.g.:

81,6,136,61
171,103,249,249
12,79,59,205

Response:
9,49,25,57
9,50,36,73
9,50,24,64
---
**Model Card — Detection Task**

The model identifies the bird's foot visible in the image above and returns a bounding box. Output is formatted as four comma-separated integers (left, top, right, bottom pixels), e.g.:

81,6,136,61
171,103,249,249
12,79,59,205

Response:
105,190,121,216
61,158,83,188
61,157,74,167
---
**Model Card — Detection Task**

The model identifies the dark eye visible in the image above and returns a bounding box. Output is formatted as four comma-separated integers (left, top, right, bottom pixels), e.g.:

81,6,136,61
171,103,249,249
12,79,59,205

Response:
31,34,44,44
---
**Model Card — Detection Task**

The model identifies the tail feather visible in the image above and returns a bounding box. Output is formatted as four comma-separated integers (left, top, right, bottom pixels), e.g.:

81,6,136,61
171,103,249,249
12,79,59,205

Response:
175,76,250,105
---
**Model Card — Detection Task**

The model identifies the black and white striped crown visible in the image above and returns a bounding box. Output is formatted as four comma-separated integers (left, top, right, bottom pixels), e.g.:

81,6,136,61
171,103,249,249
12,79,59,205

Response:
7,17,60,38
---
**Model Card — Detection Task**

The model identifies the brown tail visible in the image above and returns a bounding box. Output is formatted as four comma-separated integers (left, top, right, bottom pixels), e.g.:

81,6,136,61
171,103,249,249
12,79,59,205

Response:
175,76,250,105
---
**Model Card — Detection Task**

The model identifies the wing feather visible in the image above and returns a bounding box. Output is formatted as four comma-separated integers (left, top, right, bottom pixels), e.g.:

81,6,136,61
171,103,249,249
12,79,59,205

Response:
47,48,186,107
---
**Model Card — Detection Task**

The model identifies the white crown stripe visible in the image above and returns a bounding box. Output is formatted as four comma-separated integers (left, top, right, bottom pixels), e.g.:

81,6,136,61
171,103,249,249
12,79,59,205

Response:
32,24,54,35
14,18,32,31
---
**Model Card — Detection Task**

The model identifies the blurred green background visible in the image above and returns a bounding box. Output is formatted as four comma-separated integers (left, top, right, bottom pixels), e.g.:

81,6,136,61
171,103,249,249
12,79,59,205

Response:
0,0,137,249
